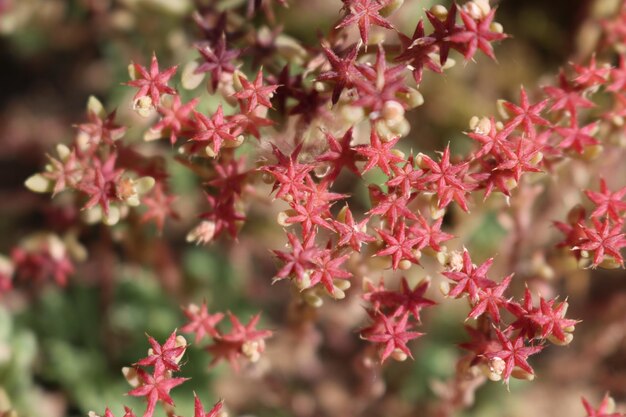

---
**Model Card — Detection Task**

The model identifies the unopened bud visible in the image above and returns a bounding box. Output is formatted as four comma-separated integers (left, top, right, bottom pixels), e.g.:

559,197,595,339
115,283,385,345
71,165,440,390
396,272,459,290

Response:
484,357,505,381
330,286,346,299
439,281,450,296
402,87,424,109
242,340,261,362
390,148,406,159
334,279,351,291
511,367,535,381
275,34,308,64
391,348,408,361
232,70,246,92
277,210,294,227
599,255,622,269
490,22,504,34
580,144,603,161
381,100,405,122
548,332,574,346
398,259,413,270
303,290,323,307
380,0,404,16
122,366,140,387
186,221,217,245
182,60,205,90
133,96,154,117
295,271,312,291
341,105,366,124
430,5,448,21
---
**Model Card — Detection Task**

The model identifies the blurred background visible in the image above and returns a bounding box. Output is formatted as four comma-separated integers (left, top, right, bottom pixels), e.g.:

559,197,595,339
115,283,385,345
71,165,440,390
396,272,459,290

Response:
0,1,625,417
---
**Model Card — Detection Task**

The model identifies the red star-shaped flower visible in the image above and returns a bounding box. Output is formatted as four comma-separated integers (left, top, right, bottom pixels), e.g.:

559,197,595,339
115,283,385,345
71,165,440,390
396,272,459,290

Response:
195,34,240,91
502,86,550,137
577,218,626,267
127,368,188,417
584,179,626,222
125,53,178,106
233,68,279,113
336,0,394,46
316,128,361,182
191,106,237,155
317,42,362,104
447,8,507,61
356,129,403,176
483,329,543,384
136,331,186,374
364,312,423,362
181,302,225,344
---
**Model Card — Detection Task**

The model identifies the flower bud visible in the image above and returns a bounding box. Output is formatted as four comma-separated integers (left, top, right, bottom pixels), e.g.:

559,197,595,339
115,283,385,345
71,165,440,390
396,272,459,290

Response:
334,279,351,291
133,96,154,117
430,5,448,21
398,259,413,270
182,60,205,90
340,105,366,124
483,357,505,381
511,367,535,381
490,22,504,34
329,286,346,299
295,271,312,291
580,144,603,161
24,174,52,193
599,255,622,269
103,206,121,226
87,96,106,119
548,332,574,346
439,281,451,297
302,290,323,308
391,348,408,361
122,366,140,387
380,0,404,16
223,135,245,149
186,221,217,245
401,87,424,109
381,100,405,123
242,340,261,362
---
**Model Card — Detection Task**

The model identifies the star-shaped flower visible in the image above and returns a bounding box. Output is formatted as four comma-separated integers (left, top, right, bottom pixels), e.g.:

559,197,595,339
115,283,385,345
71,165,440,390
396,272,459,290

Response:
364,312,423,362
136,331,186,374
316,128,361,182
191,106,237,155
356,129,403,176
447,8,507,61
317,42,361,104
195,34,240,91
577,218,626,267
233,68,279,113
584,179,626,222
502,86,550,137
125,53,178,106
181,302,225,344
483,329,543,384
127,369,188,417
336,0,394,46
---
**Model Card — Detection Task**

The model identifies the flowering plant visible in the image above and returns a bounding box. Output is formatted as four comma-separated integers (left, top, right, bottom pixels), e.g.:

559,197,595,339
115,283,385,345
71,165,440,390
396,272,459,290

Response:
1,0,626,416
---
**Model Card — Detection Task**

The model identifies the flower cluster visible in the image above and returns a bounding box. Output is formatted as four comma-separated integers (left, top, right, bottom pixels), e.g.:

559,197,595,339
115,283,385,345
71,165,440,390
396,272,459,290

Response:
581,393,626,417
91,331,224,417
549,51,626,268
0,232,84,295
25,96,165,227
15,0,626,412
441,249,578,384
360,276,435,362
181,302,272,372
